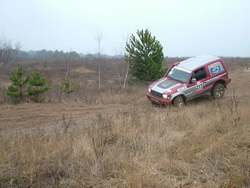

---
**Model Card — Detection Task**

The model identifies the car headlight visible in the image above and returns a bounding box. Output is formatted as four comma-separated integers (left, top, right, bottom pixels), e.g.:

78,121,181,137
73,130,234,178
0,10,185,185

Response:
148,88,151,93
163,94,171,99
162,94,168,99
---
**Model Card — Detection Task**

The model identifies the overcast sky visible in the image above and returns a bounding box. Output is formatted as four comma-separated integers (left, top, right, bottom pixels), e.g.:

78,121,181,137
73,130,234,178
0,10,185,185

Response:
1,0,250,57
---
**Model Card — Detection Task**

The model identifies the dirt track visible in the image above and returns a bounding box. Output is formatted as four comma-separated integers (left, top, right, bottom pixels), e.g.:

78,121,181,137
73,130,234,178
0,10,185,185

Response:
1,71,249,134
0,97,154,137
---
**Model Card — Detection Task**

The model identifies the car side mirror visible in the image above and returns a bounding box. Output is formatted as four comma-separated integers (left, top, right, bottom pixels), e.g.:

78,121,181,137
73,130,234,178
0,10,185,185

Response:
191,78,197,84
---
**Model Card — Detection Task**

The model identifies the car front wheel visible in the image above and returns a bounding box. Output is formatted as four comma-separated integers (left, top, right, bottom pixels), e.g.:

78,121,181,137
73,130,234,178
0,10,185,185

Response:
173,96,185,107
211,83,225,99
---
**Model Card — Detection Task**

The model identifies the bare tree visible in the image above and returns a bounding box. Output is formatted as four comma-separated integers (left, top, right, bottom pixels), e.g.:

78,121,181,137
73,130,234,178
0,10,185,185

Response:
94,30,104,89
112,34,130,88
0,34,21,67
0,34,12,67
112,44,123,81
65,48,72,79
13,41,22,64
123,33,130,88
60,48,77,98
123,53,130,88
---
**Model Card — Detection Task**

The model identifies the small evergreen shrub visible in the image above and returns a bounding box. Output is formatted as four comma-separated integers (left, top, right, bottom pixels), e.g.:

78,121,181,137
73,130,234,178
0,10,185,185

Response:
59,78,77,97
27,69,51,102
6,64,28,103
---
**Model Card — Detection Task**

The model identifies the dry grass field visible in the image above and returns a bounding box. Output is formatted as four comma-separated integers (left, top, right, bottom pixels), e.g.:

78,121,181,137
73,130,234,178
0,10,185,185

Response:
0,57,250,187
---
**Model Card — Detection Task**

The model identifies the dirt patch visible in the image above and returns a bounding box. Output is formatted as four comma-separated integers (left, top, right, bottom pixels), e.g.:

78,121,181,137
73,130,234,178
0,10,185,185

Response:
72,67,95,73
228,71,250,97
244,68,250,72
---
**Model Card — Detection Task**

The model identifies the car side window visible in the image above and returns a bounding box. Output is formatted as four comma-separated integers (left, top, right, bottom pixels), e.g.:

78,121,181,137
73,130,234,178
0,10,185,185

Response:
192,67,207,81
208,61,224,75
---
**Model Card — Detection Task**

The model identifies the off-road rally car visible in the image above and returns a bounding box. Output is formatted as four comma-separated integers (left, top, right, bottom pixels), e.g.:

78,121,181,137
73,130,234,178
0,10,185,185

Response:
146,54,231,107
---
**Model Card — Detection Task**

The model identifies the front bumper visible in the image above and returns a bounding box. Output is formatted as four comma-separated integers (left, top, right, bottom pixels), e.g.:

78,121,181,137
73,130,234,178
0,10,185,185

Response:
146,92,172,105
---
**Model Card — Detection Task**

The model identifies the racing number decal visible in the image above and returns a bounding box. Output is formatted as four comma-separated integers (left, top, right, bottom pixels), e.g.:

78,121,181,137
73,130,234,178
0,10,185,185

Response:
196,81,206,91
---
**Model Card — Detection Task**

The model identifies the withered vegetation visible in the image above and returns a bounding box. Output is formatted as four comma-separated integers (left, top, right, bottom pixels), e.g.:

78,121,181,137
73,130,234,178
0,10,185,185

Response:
0,57,250,187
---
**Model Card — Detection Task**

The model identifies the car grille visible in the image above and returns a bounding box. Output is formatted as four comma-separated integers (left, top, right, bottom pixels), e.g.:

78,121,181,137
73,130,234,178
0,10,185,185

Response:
151,90,162,98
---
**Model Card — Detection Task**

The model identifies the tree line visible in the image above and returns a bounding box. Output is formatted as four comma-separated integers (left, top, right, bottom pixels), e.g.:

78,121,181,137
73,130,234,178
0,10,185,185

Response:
0,35,81,66
20,50,81,58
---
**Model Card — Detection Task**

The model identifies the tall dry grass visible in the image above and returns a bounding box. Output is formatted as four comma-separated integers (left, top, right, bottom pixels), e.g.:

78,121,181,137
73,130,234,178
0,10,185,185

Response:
1,96,249,187
0,57,250,187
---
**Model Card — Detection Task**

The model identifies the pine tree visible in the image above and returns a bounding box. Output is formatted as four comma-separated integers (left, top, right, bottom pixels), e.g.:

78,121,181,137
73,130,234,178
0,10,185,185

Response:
59,78,77,96
125,29,166,82
6,64,28,103
27,69,51,102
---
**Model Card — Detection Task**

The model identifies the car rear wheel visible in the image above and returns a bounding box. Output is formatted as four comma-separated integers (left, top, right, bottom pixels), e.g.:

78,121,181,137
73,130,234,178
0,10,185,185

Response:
173,96,185,107
211,83,225,99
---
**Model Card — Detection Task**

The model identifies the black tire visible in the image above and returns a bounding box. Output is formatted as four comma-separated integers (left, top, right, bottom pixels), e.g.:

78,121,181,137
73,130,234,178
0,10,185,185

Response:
211,83,225,99
173,96,185,107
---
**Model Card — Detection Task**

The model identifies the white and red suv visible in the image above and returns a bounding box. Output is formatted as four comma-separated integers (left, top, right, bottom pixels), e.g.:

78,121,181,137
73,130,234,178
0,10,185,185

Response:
146,54,231,107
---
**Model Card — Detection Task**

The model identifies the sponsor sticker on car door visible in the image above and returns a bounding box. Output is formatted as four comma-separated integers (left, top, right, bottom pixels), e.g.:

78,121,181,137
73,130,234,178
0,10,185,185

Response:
208,62,224,75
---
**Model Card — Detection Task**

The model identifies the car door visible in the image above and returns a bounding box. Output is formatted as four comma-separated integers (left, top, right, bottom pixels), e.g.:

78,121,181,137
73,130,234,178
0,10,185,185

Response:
184,67,208,100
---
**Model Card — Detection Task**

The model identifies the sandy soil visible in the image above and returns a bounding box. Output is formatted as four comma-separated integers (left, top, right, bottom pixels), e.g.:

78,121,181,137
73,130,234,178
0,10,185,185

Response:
1,71,249,134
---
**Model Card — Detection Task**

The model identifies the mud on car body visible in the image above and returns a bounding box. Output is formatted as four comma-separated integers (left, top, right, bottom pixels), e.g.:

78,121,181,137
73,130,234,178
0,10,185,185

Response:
146,54,231,107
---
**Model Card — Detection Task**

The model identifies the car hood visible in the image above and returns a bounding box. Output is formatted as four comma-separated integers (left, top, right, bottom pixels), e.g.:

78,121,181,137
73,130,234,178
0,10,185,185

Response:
151,78,182,93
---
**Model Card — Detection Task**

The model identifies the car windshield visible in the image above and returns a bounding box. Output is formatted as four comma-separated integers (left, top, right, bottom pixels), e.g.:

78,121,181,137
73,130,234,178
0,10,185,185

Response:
167,66,191,83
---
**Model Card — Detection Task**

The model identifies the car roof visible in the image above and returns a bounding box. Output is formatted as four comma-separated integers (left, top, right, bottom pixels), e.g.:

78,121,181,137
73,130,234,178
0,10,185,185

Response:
178,54,221,71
